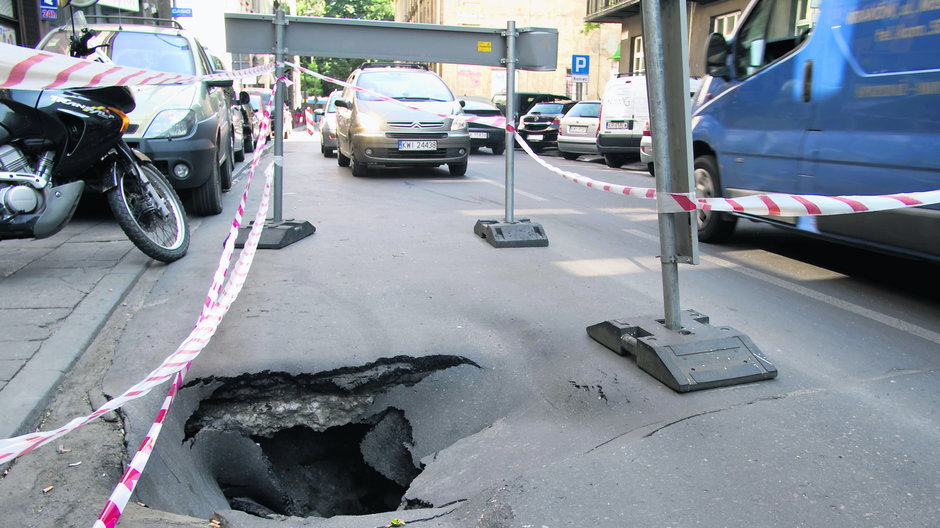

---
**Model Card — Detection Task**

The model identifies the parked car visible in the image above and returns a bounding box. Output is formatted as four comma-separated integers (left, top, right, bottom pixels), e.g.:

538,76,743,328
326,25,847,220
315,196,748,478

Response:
491,91,570,125
517,100,576,153
557,100,601,160
208,54,249,164
315,90,341,157
38,19,238,216
334,62,470,177
459,96,506,155
237,90,260,156
245,88,292,141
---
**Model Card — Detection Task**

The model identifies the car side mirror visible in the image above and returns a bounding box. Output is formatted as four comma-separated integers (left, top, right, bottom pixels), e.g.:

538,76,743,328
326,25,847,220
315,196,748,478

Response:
238,91,250,105
334,99,350,109
458,100,466,108
705,32,731,81
207,79,234,89
314,108,324,115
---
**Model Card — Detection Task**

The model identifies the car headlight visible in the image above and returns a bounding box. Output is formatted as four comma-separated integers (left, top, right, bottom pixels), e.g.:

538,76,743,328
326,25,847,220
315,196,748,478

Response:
356,113,382,133
450,117,467,131
144,109,196,139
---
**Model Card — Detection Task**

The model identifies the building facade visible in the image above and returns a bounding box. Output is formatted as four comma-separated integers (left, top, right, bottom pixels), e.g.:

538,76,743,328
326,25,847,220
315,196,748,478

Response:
396,0,622,100
585,0,751,77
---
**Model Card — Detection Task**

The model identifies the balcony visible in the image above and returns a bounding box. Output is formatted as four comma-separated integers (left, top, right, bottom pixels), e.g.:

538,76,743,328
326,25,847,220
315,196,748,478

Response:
585,0,641,23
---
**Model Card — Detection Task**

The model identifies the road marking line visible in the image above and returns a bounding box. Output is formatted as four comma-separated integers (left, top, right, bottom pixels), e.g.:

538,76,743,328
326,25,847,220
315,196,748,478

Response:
624,228,940,345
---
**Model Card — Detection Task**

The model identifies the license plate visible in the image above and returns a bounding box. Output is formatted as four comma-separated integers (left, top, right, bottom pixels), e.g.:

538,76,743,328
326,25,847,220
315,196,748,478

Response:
399,140,437,151
527,134,544,141
469,132,488,139
568,125,588,134
606,121,633,130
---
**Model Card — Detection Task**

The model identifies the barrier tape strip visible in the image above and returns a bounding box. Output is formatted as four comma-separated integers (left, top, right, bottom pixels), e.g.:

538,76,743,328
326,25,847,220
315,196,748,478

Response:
91,87,282,528
283,60,939,216
0,42,274,89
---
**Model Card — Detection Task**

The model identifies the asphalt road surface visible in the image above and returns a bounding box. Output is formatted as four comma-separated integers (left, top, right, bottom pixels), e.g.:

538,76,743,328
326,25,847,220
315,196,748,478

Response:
2,133,938,528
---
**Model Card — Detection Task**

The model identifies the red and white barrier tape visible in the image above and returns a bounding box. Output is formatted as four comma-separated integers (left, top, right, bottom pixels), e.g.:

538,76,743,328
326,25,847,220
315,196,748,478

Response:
0,42,274,89
305,107,315,135
511,133,940,215
91,86,282,528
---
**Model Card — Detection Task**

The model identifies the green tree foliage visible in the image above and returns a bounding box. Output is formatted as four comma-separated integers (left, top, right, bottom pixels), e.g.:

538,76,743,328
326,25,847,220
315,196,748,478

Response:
296,0,395,97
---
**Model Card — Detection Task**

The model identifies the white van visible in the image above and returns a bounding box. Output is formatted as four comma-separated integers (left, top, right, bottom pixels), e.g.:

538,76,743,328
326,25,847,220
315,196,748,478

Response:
596,75,648,168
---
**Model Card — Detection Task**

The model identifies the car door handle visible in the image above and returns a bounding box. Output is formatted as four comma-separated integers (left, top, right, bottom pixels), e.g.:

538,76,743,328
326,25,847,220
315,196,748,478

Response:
802,60,813,103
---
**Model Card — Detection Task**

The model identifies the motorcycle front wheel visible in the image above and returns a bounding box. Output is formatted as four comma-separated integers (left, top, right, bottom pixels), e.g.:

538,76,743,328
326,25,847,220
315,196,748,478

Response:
107,162,190,263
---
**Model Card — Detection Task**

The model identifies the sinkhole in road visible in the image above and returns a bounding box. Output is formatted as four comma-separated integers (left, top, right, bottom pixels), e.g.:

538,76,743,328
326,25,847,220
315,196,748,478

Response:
174,355,479,519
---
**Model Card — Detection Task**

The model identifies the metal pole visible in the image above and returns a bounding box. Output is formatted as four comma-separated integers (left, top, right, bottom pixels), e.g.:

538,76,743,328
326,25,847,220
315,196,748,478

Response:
272,6,286,223
503,20,517,224
642,0,681,330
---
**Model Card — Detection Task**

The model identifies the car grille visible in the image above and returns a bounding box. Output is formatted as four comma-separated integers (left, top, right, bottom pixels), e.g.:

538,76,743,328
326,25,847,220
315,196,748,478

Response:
522,123,552,131
387,121,445,130
371,148,463,159
385,133,448,139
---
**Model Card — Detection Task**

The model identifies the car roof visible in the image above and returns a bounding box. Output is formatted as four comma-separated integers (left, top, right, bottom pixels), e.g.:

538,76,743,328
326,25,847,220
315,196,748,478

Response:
59,21,191,37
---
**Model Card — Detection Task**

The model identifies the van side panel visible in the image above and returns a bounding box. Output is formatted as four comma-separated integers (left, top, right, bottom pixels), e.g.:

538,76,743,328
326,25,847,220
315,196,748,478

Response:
805,0,940,258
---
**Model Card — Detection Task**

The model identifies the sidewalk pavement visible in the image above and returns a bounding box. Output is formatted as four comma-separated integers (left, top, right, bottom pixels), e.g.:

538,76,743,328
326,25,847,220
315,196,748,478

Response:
0,217,150,441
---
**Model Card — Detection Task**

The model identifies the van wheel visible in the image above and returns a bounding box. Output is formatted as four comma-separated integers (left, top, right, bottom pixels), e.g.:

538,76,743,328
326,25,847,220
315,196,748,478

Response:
604,154,625,168
337,149,350,167
491,143,505,155
562,152,580,161
694,154,737,242
646,162,655,176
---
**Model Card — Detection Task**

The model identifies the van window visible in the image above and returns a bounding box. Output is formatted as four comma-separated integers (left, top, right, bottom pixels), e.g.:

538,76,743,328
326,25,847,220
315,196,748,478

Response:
734,0,817,79
110,31,195,75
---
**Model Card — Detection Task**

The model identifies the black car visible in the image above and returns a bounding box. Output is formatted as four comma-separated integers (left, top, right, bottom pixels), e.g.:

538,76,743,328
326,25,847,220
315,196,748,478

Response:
460,96,506,155
517,100,576,152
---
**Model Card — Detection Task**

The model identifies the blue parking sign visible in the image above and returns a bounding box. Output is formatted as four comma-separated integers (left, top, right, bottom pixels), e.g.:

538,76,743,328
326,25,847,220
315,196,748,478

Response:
40,0,58,21
571,55,590,75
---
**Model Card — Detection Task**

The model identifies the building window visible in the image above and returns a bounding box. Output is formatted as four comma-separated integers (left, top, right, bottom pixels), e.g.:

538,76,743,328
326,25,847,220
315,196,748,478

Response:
795,0,820,34
631,35,644,74
711,11,740,40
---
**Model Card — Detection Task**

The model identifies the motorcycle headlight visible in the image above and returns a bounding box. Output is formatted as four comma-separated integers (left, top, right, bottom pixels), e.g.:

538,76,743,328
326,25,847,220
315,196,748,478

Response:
145,109,196,139
356,113,382,133
450,117,467,131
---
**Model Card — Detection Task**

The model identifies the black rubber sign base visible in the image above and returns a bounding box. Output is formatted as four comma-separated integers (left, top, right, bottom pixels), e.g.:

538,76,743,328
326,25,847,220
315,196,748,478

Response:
587,309,777,392
235,219,316,249
474,219,548,248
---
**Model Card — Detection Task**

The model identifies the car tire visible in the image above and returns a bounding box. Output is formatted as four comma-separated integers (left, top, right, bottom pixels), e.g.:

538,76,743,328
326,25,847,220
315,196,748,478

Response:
220,138,234,191
187,156,223,216
233,130,245,162
491,143,505,155
604,154,625,168
243,131,253,154
351,156,369,177
448,161,468,176
647,162,655,176
562,152,580,160
694,154,737,242
337,148,350,167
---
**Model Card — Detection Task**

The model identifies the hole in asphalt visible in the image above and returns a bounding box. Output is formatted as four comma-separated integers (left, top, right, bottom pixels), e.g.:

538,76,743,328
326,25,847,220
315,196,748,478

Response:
177,355,478,519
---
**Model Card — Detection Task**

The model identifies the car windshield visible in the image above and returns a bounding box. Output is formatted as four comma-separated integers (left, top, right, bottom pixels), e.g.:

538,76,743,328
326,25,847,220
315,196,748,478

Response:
109,31,195,75
326,96,338,112
356,70,454,102
566,102,600,118
528,103,568,114
462,100,500,113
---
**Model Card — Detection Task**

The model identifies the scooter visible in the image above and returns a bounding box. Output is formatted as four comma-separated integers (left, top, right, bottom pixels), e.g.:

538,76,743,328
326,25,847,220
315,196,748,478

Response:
0,16,189,263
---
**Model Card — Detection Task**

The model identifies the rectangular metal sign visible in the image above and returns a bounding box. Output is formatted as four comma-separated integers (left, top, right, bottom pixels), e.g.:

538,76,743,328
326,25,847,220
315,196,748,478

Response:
572,54,589,75
224,14,558,71
171,7,193,17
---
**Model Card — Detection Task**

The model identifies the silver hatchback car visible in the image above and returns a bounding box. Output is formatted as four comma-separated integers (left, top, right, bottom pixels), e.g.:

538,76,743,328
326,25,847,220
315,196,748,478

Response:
557,100,601,160
334,63,470,177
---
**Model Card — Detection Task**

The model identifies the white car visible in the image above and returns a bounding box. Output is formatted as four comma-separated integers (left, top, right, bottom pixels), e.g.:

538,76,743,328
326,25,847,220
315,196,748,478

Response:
557,100,601,160
316,90,341,157
639,120,654,175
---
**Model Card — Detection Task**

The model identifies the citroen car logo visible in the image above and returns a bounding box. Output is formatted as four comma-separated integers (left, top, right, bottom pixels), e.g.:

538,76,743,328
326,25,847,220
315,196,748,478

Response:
409,122,422,128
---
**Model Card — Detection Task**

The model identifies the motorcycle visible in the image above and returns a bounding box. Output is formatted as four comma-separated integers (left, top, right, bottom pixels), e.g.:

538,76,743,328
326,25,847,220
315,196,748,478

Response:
0,22,189,263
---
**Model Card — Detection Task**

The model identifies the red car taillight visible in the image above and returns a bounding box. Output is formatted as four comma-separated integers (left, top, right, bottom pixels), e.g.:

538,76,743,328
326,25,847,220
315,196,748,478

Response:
642,120,651,137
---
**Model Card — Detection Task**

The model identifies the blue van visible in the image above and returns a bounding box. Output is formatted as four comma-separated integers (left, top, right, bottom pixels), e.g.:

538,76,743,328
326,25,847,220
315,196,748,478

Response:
691,0,939,261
